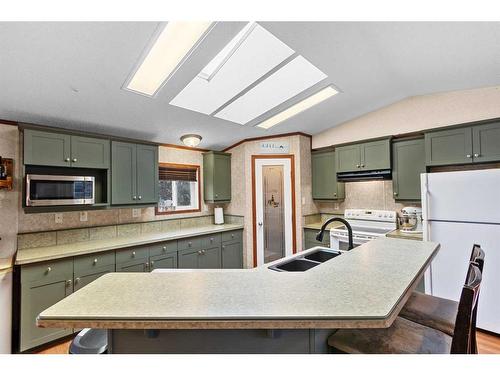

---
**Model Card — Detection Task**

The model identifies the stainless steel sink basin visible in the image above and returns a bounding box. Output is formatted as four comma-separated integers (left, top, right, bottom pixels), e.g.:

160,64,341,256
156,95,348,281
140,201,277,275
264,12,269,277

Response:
303,249,341,263
269,259,319,272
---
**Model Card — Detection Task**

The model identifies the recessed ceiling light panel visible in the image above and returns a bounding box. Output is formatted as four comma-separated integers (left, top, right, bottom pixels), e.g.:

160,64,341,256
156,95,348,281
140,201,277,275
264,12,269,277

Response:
124,21,213,97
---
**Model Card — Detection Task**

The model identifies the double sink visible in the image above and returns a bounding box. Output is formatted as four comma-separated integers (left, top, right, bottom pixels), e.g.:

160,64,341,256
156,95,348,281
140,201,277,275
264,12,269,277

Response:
268,248,342,272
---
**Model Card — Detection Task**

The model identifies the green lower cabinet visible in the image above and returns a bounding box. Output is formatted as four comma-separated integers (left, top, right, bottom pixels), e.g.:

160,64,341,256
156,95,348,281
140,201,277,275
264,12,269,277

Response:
178,246,222,269
178,248,201,269
20,259,74,352
392,138,426,201
304,228,330,250
150,253,177,270
221,241,243,269
116,260,149,272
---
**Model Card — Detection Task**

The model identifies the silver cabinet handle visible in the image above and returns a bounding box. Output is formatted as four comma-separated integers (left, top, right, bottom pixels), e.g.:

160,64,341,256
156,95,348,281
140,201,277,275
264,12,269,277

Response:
210,237,214,242
72,158,77,162
162,246,167,251
466,154,471,158
46,267,52,273
93,258,98,265
356,164,360,168
188,242,192,247
333,192,337,197
66,280,72,287
132,251,136,257
474,153,480,157
132,196,137,200
150,260,154,266
394,192,398,196
231,234,235,238
65,158,70,162
138,196,142,200
222,245,225,249
360,164,365,167
75,277,81,284
197,250,202,255
202,250,206,255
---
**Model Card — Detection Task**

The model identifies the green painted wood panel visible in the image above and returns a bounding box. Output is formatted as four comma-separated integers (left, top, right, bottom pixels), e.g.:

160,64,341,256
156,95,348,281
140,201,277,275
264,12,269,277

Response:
115,246,149,264
116,260,149,272
203,151,231,202
335,144,361,173
199,246,222,269
392,139,426,201
111,141,137,204
70,136,110,169
425,127,473,166
312,150,344,200
149,241,178,257
472,121,500,163
136,144,159,204
221,230,242,243
304,228,330,250
200,233,221,248
221,241,243,269
73,251,115,276
178,237,202,251
73,265,115,291
150,253,177,270
24,129,71,167
178,248,200,269
361,139,391,171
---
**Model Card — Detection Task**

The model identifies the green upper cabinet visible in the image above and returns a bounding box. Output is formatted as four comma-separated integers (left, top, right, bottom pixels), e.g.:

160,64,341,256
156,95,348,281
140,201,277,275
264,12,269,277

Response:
425,122,500,166
70,136,110,169
111,141,158,205
425,127,473,166
24,129,71,167
24,129,110,168
471,121,500,163
336,139,391,173
312,149,344,200
203,151,231,203
392,138,426,201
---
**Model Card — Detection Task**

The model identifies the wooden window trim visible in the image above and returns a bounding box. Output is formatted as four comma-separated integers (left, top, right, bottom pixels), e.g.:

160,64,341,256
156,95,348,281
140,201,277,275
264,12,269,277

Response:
155,162,202,216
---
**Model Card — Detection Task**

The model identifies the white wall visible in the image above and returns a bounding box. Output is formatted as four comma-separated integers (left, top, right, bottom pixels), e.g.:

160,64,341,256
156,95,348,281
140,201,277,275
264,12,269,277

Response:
313,85,500,149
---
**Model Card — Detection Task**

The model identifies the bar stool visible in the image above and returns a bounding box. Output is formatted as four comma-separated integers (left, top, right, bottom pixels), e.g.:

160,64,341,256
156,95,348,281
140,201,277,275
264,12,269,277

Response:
328,262,482,354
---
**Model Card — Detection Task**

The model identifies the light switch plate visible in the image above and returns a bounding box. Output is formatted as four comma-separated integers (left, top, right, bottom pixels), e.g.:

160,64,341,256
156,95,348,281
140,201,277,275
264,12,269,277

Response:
79,211,88,222
55,213,63,224
132,208,141,218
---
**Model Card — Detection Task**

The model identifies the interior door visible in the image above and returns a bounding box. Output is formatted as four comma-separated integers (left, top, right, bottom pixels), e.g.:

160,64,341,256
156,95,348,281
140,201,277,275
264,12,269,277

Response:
262,165,285,263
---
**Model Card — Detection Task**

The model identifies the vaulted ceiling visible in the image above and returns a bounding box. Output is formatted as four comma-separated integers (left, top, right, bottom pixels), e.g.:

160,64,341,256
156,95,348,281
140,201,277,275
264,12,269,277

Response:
1,22,499,149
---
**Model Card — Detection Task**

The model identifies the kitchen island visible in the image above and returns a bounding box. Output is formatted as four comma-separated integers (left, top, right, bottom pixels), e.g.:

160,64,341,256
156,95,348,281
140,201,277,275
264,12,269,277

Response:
37,237,439,353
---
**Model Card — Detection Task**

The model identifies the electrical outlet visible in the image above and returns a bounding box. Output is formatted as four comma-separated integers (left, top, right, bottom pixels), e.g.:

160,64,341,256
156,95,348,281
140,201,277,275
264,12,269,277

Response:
132,208,141,218
55,213,63,224
302,197,306,205
79,211,88,222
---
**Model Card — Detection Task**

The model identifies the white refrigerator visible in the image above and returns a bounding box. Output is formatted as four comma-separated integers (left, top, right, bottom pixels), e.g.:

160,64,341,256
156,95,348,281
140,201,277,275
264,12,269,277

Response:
421,168,500,334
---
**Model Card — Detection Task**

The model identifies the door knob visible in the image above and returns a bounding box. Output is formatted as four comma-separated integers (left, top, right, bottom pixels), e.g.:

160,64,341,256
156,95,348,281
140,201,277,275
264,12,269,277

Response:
258,222,263,226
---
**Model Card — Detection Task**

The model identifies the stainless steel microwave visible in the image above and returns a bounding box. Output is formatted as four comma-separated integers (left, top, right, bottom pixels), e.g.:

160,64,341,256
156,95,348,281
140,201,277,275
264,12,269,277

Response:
26,174,95,206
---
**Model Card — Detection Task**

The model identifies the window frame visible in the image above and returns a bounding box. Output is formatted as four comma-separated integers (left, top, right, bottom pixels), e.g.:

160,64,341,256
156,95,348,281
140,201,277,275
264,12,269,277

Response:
156,162,201,215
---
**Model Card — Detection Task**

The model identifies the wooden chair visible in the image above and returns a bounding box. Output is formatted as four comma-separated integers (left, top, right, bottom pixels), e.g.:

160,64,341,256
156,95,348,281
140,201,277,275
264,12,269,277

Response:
328,263,482,354
399,245,484,339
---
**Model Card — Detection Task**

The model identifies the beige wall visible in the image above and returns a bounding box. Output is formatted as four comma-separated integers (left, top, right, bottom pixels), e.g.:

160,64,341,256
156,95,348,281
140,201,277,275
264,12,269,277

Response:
313,85,500,149
225,134,312,268
0,125,19,269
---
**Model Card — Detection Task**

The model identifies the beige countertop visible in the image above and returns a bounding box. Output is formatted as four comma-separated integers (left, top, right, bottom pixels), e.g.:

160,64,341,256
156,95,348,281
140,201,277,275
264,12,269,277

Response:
16,224,244,265
386,229,423,241
37,237,439,330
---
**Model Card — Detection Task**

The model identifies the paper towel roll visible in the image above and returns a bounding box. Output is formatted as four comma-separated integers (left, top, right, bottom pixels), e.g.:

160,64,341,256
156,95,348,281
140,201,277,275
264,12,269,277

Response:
214,207,224,224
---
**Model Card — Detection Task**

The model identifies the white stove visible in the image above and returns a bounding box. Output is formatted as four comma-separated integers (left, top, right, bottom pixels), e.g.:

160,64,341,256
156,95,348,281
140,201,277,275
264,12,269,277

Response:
330,209,397,250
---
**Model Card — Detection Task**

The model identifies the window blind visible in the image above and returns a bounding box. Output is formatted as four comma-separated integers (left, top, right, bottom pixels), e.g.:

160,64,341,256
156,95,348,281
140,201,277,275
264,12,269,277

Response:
159,165,198,182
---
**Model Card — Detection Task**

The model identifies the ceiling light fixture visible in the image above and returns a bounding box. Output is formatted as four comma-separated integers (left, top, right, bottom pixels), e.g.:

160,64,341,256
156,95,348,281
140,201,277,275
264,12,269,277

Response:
198,22,257,82
256,86,338,130
180,134,203,148
124,21,214,97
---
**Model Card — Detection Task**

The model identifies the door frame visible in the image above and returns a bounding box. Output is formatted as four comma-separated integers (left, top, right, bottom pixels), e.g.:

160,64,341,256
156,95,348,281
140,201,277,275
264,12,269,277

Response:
252,154,296,267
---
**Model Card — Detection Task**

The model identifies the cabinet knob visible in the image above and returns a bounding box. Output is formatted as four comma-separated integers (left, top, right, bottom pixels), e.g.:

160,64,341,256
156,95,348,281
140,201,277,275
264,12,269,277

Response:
188,242,192,247
474,153,480,157
64,158,70,162
132,251,136,257
202,250,206,254
222,245,225,249
150,260,154,266
333,193,337,197
360,164,365,168
197,250,202,255
215,194,218,198
46,267,52,273
356,164,360,168
138,196,142,200
75,277,80,284
466,154,471,158
210,237,214,242
66,280,72,286
231,234,235,238
162,246,167,251
72,158,77,163
93,258,98,265
133,196,137,200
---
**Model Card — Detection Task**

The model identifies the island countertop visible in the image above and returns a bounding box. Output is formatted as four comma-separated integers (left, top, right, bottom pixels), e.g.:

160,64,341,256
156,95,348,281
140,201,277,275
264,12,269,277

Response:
37,237,439,330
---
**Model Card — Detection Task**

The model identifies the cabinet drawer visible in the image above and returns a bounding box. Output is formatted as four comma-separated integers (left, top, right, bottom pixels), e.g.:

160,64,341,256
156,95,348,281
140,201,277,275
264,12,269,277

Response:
200,233,221,248
149,241,178,257
115,246,149,263
74,251,115,276
221,230,242,243
178,237,202,251
21,258,73,284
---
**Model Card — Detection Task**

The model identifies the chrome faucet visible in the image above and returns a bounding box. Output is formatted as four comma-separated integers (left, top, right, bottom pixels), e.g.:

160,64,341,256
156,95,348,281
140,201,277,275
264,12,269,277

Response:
316,217,354,250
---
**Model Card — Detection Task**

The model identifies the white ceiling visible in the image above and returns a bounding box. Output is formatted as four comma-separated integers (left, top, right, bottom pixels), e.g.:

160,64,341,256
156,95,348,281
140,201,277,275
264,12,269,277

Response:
1,22,500,150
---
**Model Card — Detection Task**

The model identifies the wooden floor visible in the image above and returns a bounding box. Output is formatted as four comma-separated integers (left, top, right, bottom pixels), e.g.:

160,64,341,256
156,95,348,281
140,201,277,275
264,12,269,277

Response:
35,331,500,354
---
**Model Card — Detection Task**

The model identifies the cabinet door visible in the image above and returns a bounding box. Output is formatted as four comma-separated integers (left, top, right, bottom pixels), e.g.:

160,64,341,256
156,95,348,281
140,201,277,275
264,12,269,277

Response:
304,228,330,249
425,127,473,166
136,144,159,204
24,129,71,167
116,261,148,272
472,122,500,163
150,253,177,270
20,265,73,352
178,248,200,269
111,141,137,204
221,242,243,269
335,144,361,173
71,136,110,169
213,153,231,201
74,265,114,291
312,150,343,200
199,246,222,269
361,139,391,171
392,139,426,201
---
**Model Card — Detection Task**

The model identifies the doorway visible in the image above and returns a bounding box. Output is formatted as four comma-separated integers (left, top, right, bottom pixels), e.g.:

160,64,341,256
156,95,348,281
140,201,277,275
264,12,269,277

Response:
252,155,296,267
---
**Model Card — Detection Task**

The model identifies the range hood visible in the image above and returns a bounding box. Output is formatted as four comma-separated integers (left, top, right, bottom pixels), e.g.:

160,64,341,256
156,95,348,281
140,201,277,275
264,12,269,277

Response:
337,169,392,182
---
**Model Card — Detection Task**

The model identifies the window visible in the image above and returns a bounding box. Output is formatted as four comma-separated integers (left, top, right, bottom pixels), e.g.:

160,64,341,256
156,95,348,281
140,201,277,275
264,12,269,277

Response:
156,163,200,214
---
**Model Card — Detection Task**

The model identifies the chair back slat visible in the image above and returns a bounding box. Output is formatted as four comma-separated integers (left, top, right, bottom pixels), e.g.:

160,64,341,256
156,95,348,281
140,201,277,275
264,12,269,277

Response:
451,263,482,354
468,245,485,354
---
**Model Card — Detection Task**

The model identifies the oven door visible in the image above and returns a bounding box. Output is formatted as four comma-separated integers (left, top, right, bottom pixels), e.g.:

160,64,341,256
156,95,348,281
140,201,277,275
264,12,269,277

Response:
329,233,373,251
26,175,95,206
